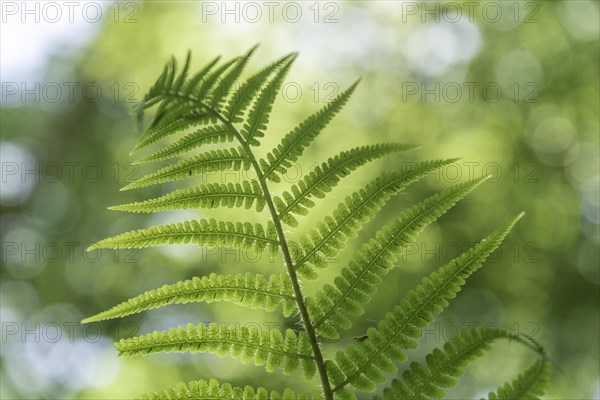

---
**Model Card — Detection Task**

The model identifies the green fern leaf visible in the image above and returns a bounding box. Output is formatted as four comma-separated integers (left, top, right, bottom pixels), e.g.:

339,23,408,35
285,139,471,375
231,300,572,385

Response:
140,378,315,400
181,55,222,99
376,327,547,399
136,56,178,113
134,109,215,154
147,55,239,123
224,52,298,123
170,51,192,97
135,52,197,137
122,147,249,191
143,53,220,122
109,181,265,213
260,81,359,182
486,359,551,400
241,54,297,145
87,219,278,252
308,177,489,339
275,143,419,226
210,45,258,108
143,54,190,124
328,214,524,393
292,159,456,279
134,125,235,164
116,322,315,376
90,49,549,400
81,272,296,323
326,361,357,400
134,54,241,154
195,56,241,101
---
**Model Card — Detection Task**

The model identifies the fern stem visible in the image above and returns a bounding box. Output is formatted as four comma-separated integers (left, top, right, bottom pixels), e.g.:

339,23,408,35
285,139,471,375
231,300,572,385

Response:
209,110,335,400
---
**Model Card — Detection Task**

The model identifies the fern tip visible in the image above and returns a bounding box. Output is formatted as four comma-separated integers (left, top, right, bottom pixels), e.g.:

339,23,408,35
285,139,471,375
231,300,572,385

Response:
86,244,98,252
350,78,362,90
280,51,299,65
130,156,152,165
129,143,144,155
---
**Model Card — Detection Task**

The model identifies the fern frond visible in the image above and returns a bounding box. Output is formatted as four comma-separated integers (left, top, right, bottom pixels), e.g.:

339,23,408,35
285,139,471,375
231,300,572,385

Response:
292,159,456,279
260,81,360,182
241,54,297,145
376,327,547,399
135,125,235,164
308,177,489,339
327,214,523,393
224,52,298,123
81,273,296,323
121,147,249,191
116,323,316,376
141,377,315,400
91,49,548,400
275,143,419,227
486,359,551,400
87,219,278,252
109,181,265,213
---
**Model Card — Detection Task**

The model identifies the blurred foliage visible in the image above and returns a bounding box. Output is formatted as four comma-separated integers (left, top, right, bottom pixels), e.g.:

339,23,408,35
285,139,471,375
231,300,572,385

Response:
0,1,598,399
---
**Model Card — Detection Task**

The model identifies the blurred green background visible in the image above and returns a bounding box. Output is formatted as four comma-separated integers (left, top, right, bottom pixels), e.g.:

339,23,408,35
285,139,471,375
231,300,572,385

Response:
1,1,598,399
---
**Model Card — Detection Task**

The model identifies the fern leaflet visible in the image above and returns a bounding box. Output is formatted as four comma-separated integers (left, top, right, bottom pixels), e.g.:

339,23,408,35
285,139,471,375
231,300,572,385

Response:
141,378,315,400
486,359,551,400
82,273,296,323
275,143,419,227
88,219,278,252
225,52,297,123
135,125,235,164
241,54,296,144
260,81,360,182
122,147,249,191
116,322,316,376
109,181,265,213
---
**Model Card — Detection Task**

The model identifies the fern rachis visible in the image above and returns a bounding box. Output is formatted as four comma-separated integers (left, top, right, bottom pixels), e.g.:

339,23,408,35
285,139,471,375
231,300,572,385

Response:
85,47,550,400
